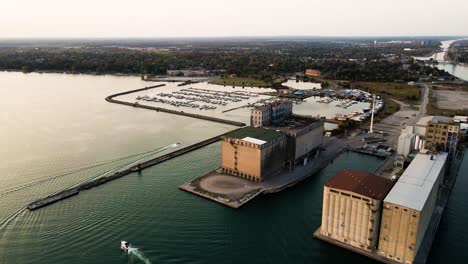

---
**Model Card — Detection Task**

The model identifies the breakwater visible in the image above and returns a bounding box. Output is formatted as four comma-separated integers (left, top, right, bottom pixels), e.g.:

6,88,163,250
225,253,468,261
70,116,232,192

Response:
105,84,246,127
27,130,239,210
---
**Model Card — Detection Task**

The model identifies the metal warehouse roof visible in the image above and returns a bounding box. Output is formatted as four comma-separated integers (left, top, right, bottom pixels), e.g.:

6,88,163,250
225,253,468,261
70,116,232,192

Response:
384,152,447,211
325,170,394,200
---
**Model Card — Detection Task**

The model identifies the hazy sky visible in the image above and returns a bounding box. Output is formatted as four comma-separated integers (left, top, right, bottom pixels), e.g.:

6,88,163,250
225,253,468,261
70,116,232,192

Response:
1,0,467,38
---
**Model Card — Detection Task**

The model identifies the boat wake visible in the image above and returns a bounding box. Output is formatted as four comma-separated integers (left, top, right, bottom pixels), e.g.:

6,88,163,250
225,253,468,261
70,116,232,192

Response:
128,247,152,264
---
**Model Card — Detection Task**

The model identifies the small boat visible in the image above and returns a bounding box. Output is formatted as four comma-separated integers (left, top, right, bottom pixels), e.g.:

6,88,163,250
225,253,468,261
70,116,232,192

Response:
121,241,130,254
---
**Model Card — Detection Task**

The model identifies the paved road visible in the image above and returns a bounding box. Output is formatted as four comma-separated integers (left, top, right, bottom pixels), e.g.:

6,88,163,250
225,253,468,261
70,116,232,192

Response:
369,83,430,176
419,83,429,116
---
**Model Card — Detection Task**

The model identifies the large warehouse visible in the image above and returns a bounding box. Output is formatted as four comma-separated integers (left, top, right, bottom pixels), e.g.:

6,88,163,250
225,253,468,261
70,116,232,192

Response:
378,152,448,264
320,170,394,251
221,127,288,182
266,115,324,166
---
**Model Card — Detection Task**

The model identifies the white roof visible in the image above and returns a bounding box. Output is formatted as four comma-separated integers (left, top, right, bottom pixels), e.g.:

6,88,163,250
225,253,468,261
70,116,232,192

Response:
454,116,468,122
384,153,447,211
242,137,267,145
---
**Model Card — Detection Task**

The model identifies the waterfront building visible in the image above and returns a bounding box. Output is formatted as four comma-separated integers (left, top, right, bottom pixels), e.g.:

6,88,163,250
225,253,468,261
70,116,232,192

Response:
397,133,416,158
402,116,461,152
378,152,448,264
402,116,432,138
425,117,460,153
265,115,324,167
250,100,293,127
221,127,288,182
320,170,394,251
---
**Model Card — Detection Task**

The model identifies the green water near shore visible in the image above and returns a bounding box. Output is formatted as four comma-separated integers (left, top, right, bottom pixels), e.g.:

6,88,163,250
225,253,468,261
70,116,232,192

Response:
0,72,467,264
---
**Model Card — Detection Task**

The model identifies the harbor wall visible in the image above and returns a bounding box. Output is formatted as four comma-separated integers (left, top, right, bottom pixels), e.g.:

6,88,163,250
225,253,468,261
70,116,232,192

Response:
27,128,242,210
105,84,246,127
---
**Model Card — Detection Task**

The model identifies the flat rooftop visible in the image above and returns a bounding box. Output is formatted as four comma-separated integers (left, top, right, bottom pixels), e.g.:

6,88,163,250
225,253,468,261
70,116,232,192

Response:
224,127,285,143
325,170,394,200
384,152,448,211
415,116,434,127
416,115,454,127
266,115,321,135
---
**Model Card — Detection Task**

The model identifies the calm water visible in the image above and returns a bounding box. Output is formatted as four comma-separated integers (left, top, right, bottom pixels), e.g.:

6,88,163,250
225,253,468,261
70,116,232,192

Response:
0,72,467,263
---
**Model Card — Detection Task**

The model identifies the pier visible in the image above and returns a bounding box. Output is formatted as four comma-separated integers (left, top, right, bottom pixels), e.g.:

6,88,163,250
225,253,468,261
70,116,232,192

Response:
105,84,246,127
179,136,363,209
27,130,240,210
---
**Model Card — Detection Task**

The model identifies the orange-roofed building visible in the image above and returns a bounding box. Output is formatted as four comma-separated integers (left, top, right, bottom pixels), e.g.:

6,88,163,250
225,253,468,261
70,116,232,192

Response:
305,69,321,77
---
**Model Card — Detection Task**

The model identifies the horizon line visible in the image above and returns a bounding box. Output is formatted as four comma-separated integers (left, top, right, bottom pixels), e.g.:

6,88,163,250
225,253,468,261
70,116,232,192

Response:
0,35,467,41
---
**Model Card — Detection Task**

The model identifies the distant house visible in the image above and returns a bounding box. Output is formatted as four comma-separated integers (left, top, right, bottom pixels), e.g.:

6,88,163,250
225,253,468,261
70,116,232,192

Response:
305,69,321,77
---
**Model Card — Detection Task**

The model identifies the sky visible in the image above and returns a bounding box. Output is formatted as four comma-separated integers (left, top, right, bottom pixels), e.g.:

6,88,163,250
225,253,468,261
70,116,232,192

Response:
0,0,467,38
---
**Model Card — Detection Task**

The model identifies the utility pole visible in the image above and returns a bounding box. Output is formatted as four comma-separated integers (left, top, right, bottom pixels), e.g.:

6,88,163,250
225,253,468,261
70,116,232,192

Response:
369,94,376,134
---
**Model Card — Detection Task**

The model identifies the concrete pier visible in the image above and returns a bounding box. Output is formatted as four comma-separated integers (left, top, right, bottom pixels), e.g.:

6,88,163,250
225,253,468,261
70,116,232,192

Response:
179,136,363,209
313,228,400,264
27,130,242,210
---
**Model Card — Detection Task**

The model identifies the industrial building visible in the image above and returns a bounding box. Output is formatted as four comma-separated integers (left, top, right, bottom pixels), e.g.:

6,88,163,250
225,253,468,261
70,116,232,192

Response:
250,100,293,127
221,127,288,182
320,170,394,251
397,133,416,158
251,101,323,166
220,102,324,183
425,117,460,153
378,152,448,264
401,116,461,154
265,115,324,166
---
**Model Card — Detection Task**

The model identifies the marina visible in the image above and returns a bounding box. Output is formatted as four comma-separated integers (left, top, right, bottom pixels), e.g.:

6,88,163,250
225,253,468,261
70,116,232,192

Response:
106,84,246,127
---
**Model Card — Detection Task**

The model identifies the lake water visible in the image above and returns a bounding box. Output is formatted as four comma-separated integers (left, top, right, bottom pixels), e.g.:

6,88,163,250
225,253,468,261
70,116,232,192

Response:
0,72,467,264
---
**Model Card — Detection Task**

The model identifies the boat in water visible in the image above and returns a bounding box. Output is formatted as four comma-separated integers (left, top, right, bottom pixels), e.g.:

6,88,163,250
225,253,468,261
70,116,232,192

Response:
121,241,130,254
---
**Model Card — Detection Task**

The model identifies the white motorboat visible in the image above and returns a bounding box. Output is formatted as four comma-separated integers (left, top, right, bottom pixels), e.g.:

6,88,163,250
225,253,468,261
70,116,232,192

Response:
121,241,129,253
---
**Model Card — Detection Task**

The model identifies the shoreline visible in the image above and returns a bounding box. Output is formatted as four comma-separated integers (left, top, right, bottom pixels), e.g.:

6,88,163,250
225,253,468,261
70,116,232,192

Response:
0,69,142,78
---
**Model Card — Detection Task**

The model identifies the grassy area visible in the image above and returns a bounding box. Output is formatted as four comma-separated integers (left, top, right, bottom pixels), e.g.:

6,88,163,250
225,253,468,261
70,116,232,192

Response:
374,97,401,122
358,97,401,127
209,76,285,88
353,82,421,104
